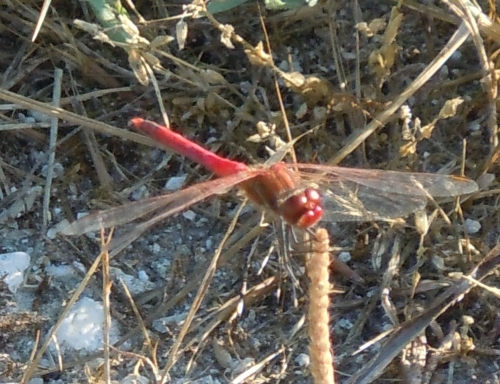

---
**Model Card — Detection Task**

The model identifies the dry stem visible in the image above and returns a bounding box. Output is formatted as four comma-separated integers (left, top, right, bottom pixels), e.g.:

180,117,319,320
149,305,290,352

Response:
307,228,335,384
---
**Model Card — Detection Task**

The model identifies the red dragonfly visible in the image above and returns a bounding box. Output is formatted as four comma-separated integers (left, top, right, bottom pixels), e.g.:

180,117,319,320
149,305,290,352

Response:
60,118,478,248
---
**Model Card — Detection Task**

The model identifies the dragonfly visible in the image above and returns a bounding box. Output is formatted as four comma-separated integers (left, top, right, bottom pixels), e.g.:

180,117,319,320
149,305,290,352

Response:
60,118,478,249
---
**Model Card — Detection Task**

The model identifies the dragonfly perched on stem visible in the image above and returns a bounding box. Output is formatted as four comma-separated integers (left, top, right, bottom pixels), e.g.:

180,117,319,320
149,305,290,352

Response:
60,118,478,251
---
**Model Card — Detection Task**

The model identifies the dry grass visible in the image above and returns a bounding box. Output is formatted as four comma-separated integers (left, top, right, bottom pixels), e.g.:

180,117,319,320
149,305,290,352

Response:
1,0,500,383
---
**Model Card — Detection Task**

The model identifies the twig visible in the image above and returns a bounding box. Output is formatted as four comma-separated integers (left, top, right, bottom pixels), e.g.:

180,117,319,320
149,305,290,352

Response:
42,68,62,226
101,228,114,384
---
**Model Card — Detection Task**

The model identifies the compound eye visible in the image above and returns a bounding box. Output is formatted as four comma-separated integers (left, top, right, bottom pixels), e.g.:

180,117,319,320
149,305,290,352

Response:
278,188,323,228
304,188,321,204
296,205,323,228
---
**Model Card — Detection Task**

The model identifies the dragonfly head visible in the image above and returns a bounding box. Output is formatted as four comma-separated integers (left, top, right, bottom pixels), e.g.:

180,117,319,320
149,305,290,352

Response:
279,187,323,228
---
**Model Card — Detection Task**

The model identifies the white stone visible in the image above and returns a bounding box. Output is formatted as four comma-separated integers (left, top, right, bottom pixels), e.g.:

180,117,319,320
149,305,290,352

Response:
164,175,187,191
0,252,30,293
52,297,120,352
465,218,481,234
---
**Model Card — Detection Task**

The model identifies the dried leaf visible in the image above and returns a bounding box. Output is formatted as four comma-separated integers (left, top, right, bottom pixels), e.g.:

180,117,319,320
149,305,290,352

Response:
368,18,387,35
172,97,194,106
357,18,386,37
176,20,188,50
73,19,101,35
196,97,206,112
414,210,429,237
438,97,464,119
74,19,116,46
245,42,272,66
220,24,235,49
282,73,332,104
118,13,140,37
142,52,160,68
204,92,219,111
419,98,463,140
369,44,398,78
384,7,403,45
420,122,436,139
247,121,271,143
200,69,226,85
300,75,332,102
282,71,305,88
151,35,175,48
128,49,150,85
212,339,233,369
399,140,417,157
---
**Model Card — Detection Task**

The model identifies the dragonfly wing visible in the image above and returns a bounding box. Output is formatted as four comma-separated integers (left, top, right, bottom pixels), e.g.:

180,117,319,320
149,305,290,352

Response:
59,170,259,236
293,164,478,197
60,195,182,235
109,205,190,255
320,186,427,222
291,163,477,222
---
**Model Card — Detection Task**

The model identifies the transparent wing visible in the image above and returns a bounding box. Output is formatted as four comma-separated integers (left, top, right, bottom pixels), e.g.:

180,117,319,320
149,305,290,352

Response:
60,170,259,236
319,187,427,222
291,164,478,222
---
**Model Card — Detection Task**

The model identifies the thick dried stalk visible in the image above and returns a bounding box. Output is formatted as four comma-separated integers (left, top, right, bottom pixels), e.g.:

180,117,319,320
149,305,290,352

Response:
307,228,335,384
